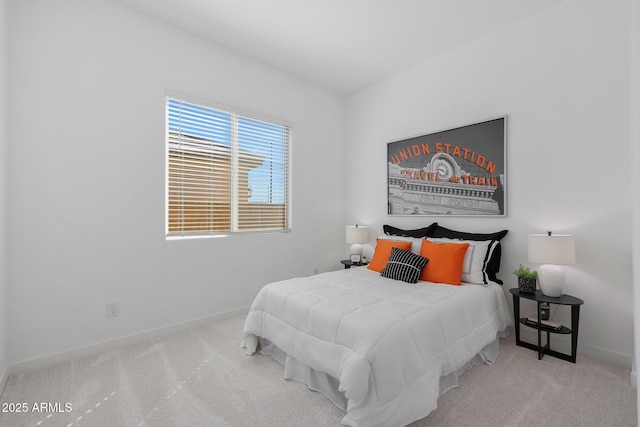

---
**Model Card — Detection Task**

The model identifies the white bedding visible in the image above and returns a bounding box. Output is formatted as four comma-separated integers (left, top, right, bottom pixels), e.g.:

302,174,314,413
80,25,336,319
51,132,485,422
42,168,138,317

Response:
242,267,512,427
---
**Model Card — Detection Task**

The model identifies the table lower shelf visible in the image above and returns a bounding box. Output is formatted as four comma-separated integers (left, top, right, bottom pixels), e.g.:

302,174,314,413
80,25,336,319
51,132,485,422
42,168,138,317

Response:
517,318,577,362
519,318,571,334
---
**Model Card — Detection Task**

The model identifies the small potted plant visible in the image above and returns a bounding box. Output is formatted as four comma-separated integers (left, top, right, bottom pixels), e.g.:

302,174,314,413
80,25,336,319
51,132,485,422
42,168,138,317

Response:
513,264,537,294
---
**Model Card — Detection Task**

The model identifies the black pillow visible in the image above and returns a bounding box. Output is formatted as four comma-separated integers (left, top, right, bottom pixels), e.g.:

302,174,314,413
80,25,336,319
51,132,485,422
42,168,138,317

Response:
381,247,429,284
383,223,438,238
430,225,509,285
430,225,508,241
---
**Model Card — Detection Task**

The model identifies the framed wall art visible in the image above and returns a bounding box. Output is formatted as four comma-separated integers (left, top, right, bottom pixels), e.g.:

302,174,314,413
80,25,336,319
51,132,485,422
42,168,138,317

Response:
388,116,506,216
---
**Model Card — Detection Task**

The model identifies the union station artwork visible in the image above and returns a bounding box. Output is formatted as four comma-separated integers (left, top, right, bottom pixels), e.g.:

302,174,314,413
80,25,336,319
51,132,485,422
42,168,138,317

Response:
388,117,506,216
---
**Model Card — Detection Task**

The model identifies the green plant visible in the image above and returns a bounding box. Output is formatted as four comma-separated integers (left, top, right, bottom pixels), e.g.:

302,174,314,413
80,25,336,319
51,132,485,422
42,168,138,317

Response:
513,264,538,280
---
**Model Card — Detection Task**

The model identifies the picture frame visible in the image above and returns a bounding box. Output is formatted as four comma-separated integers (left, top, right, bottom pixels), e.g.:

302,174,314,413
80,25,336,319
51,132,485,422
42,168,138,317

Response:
350,254,362,264
387,116,506,216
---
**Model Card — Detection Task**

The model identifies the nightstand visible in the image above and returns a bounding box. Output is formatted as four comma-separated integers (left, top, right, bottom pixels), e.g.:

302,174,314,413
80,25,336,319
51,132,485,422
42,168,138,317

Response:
341,260,368,269
509,288,584,363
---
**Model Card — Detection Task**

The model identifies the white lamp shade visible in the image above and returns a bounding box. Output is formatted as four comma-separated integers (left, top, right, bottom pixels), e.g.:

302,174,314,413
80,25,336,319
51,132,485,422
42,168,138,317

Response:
528,234,575,265
528,233,575,297
346,225,368,257
346,225,368,244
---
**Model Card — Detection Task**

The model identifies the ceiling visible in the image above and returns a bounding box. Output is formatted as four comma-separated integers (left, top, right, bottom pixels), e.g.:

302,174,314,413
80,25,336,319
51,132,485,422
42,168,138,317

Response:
110,0,563,94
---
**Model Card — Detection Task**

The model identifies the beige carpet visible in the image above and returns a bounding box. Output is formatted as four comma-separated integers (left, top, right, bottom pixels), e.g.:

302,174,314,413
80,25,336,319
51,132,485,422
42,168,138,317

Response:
0,315,636,427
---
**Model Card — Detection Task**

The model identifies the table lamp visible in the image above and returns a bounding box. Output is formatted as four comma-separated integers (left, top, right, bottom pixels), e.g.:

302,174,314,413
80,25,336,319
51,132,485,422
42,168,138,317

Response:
528,232,575,297
346,225,369,258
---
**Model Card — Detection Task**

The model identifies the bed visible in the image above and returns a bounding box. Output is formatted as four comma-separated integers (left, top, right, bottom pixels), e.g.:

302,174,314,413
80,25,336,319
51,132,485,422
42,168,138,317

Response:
242,224,512,427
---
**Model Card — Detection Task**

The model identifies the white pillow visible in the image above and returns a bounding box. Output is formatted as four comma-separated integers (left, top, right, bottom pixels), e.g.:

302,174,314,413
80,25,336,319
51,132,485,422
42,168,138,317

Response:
377,235,423,256
427,237,499,285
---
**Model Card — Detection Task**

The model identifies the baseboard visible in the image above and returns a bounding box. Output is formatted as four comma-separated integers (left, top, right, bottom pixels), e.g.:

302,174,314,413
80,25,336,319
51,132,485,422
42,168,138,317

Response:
580,341,634,368
6,306,250,377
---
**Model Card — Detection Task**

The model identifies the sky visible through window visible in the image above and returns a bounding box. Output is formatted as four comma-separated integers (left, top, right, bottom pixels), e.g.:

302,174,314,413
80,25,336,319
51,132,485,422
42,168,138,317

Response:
168,99,288,204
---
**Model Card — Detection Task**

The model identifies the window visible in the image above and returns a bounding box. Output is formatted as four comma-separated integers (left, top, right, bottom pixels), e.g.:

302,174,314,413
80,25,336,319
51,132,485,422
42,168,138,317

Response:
166,97,291,238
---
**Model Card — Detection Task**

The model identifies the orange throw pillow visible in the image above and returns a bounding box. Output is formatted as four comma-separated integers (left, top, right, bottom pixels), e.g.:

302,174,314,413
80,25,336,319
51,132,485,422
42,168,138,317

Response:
419,239,470,285
367,239,413,272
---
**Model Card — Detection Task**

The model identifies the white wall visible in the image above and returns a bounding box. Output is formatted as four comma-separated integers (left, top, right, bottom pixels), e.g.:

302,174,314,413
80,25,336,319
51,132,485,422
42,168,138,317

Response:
7,0,345,367
0,0,9,388
346,0,633,365
630,0,640,401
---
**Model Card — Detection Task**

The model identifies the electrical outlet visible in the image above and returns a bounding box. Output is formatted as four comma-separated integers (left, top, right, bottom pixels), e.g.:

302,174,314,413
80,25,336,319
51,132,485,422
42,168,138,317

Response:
106,302,119,318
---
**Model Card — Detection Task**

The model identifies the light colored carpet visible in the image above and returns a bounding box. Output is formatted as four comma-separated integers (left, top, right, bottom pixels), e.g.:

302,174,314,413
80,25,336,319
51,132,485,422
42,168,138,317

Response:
0,315,636,427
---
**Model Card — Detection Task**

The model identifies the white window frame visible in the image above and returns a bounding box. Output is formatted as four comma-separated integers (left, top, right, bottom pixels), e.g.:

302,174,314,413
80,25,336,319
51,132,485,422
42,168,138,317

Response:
165,94,292,239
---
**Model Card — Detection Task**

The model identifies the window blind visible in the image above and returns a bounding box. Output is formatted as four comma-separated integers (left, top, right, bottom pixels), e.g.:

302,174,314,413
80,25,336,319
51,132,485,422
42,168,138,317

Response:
167,97,291,238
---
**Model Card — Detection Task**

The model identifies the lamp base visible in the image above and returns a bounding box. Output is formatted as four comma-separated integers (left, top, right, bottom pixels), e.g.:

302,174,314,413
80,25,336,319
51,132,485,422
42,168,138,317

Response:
350,243,363,256
538,264,565,297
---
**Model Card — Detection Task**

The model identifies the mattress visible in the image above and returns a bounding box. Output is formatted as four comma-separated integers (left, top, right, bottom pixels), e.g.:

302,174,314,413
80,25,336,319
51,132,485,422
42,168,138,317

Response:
242,267,512,427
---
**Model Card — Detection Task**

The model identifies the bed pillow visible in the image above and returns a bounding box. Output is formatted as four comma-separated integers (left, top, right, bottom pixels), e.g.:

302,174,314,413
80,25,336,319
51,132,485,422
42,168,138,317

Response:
367,239,413,273
430,225,508,284
381,247,429,284
428,238,499,285
383,223,438,238
377,235,423,256
419,239,469,285
430,225,508,241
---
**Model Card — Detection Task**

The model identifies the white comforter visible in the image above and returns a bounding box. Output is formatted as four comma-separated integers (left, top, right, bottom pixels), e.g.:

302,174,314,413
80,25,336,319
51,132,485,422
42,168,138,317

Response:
242,267,512,427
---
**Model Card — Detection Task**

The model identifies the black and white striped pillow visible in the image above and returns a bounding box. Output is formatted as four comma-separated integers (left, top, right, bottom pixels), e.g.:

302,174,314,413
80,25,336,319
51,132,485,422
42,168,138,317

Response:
381,247,429,284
